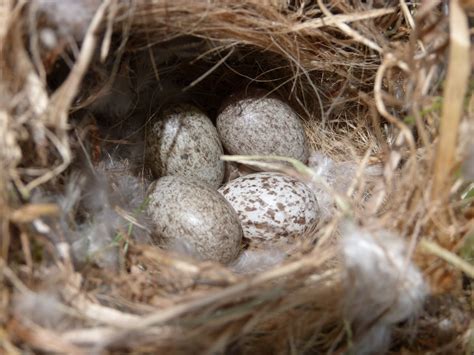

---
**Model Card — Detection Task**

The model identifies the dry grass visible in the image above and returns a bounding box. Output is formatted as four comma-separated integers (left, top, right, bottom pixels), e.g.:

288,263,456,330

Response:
0,0,472,354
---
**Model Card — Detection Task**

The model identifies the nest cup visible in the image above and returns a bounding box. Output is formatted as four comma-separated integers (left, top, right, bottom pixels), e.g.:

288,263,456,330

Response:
1,1,473,354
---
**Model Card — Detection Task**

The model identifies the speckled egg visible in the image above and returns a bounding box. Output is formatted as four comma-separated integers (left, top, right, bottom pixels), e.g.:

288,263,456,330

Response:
218,172,319,242
147,176,242,264
217,91,309,163
146,104,225,187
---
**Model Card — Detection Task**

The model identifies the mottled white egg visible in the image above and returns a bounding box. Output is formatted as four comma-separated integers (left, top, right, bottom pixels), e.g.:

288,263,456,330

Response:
146,104,225,187
218,172,319,243
217,91,309,163
147,176,242,264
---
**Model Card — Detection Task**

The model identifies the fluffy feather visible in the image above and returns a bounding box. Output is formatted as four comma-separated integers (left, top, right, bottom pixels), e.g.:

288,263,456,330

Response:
230,247,287,274
35,0,100,41
308,151,382,220
31,154,153,270
340,221,427,354
13,290,75,330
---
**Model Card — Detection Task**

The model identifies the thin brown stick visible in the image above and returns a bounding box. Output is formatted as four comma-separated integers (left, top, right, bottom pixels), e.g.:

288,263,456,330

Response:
420,239,474,278
290,7,395,33
50,0,112,126
21,0,113,194
317,0,383,53
432,0,470,200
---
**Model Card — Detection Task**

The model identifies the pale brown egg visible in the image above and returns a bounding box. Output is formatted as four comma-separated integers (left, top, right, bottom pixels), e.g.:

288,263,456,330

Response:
147,176,242,264
146,104,225,187
217,91,309,163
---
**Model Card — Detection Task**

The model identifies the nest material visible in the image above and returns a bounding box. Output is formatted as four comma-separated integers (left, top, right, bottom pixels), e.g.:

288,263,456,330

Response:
1,0,473,354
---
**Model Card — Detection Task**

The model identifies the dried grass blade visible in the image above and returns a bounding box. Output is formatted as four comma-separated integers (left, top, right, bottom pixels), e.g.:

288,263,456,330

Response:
8,319,85,355
432,0,471,200
49,0,113,127
316,0,383,53
290,7,395,32
420,239,474,278
9,203,59,223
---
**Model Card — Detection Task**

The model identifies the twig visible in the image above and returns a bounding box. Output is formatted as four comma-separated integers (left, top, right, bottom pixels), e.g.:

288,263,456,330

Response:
1,262,30,294
23,0,112,193
23,128,71,193
134,250,334,329
420,239,474,278
290,7,395,33
317,0,383,53
9,203,59,223
399,0,415,29
374,54,417,161
184,46,235,91
62,249,334,331
50,0,112,126
432,0,470,200
100,0,118,62
9,319,85,355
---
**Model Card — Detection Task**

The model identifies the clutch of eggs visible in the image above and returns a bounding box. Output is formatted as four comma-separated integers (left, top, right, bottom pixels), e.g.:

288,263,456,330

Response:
145,91,317,264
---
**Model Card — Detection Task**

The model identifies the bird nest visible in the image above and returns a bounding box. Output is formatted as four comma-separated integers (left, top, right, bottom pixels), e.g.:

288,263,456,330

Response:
0,1,472,354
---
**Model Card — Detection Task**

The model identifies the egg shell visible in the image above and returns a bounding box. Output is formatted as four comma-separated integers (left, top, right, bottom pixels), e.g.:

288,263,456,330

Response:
147,176,242,264
146,104,225,187
217,92,309,163
218,172,319,243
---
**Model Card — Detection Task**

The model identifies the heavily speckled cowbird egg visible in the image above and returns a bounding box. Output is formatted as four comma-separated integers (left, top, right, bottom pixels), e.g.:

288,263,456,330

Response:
218,172,319,242
147,176,242,264
146,104,225,187
217,91,308,163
